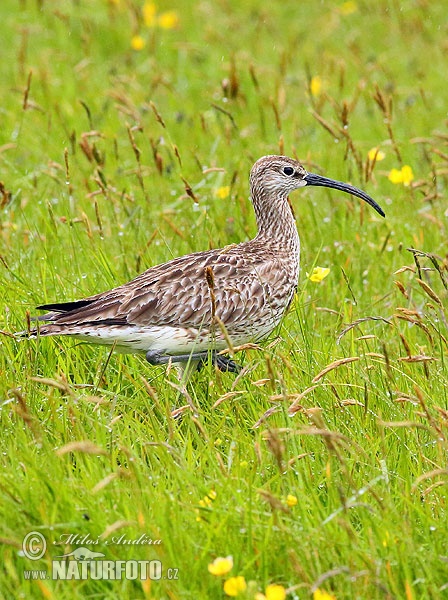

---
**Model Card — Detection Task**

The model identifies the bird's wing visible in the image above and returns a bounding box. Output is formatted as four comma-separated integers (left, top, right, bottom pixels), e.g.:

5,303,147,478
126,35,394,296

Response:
38,243,284,333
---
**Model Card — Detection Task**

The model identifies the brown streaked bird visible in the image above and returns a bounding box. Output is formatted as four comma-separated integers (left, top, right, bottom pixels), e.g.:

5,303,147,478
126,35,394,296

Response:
26,155,384,373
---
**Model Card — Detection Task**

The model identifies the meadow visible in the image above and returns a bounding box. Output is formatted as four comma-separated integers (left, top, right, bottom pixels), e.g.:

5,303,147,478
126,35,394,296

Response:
0,0,447,598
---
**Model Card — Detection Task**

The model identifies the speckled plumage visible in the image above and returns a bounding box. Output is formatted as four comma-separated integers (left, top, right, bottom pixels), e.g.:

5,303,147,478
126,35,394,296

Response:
28,155,384,369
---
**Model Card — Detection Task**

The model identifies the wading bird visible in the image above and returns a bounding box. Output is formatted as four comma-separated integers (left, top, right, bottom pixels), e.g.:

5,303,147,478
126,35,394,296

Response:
26,155,384,373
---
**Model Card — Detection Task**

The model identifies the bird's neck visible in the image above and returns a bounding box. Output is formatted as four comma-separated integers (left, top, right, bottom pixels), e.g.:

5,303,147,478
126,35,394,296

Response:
251,188,300,253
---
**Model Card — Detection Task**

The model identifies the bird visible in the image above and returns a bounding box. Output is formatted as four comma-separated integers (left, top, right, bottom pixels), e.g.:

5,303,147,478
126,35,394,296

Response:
26,155,384,374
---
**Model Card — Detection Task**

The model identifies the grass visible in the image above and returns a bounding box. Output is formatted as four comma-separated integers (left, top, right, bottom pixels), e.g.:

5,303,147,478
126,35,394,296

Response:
0,0,447,598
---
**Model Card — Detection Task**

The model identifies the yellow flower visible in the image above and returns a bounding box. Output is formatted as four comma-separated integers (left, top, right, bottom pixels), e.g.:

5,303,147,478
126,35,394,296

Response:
131,35,146,51
256,584,287,600
142,1,157,26
399,165,414,186
401,165,414,184
367,147,385,162
388,168,402,184
285,494,298,507
158,10,179,29
388,165,414,186
267,584,287,600
307,267,330,283
199,490,216,507
310,75,323,97
338,1,358,15
224,576,247,597
313,589,336,600
208,556,233,576
215,186,230,199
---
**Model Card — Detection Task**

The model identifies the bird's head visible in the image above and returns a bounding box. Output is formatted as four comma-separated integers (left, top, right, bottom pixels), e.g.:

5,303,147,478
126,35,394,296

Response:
250,155,384,217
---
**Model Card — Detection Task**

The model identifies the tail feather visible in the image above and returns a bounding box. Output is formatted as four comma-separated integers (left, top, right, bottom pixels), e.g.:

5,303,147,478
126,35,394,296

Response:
36,299,94,314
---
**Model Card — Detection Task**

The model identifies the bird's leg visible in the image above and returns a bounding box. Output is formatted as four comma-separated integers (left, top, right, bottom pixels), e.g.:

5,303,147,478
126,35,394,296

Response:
145,350,203,365
146,350,241,373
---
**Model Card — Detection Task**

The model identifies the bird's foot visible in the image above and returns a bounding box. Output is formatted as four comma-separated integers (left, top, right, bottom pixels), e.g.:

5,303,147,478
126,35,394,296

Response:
213,354,242,373
196,351,241,373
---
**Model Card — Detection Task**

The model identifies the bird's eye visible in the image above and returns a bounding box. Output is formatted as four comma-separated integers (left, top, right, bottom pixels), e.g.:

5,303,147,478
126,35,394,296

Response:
283,166,294,176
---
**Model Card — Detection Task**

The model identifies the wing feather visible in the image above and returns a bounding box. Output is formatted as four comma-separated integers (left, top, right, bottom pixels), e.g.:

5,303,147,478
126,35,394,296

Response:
37,240,294,338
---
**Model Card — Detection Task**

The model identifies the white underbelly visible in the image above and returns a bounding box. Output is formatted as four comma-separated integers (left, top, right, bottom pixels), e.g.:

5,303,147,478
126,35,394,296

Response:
72,324,230,355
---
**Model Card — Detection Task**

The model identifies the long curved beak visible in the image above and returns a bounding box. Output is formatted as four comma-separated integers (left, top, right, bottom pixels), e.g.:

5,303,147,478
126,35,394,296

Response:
304,172,385,217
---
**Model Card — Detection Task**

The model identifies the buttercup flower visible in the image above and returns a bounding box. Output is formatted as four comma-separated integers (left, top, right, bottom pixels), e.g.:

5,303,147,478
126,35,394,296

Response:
158,10,179,29
388,165,414,186
143,1,157,26
215,186,230,199
367,147,385,162
313,589,336,600
338,1,358,15
143,2,179,29
224,576,247,597
196,490,216,520
199,490,216,506
256,583,287,600
208,556,233,576
285,494,298,507
307,267,330,283
131,35,146,51
310,76,323,97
